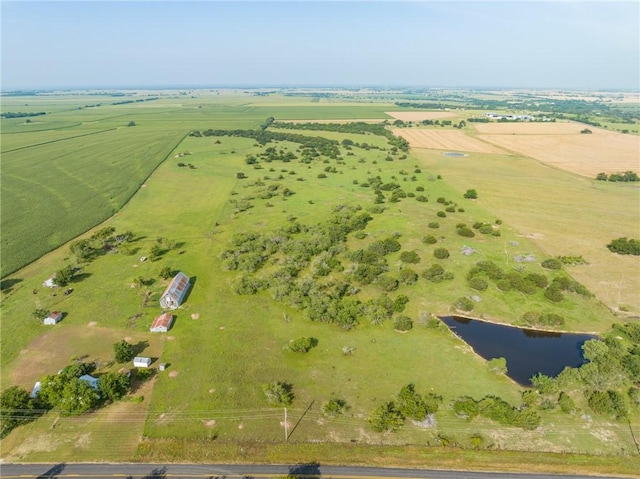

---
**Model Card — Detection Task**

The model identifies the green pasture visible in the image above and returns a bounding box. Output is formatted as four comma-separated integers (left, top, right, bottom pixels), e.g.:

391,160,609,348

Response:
1,93,638,462
416,149,640,314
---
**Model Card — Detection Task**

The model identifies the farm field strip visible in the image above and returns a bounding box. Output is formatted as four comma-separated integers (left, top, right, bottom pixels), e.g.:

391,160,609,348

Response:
392,128,506,153
473,121,589,135
385,111,459,121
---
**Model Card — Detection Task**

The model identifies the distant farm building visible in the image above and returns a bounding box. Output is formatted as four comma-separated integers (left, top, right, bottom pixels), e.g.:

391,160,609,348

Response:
133,356,152,368
43,311,63,325
159,272,190,310
150,313,174,333
485,113,534,121
43,274,57,288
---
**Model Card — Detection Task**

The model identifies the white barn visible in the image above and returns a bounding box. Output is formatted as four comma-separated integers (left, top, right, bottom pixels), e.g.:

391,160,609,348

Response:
159,272,190,310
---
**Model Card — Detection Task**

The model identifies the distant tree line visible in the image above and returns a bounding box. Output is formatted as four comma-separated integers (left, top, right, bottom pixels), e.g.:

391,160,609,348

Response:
595,171,639,182
1,111,46,119
270,121,409,151
111,97,159,106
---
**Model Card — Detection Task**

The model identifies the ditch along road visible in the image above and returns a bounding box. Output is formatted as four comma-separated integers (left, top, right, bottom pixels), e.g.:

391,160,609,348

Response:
0,463,630,479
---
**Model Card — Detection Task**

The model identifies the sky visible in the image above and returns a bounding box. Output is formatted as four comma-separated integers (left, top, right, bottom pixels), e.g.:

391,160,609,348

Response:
1,1,639,90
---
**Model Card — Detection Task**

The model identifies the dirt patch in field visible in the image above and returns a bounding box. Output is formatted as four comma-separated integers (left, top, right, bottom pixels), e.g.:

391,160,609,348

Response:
191,313,200,320
386,111,458,121
204,419,216,427
87,321,98,327
392,128,505,153
10,326,162,389
476,124,639,177
168,370,179,377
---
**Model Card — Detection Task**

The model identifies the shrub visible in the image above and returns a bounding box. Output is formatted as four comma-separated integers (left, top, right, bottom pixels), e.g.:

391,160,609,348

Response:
377,274,399,292
399,251,420,263
454,297,474,312
416,195,428,202
428,222,440,229
368,401,404,432
394,315,413,331
558,392,576,414
433,248,450,259
544,285,564,302
416,186,425,192
398,268,418,285
445,206,456,213
525,273,548,289
262,382,294,406
487,357,507,374
541,258,562,270
323,398,347,417
453,396,479,420
457,226,475,238
468,277,488,291
464,189,478,199
288,337,316,353
437,211,447,218
422,235,437,244
422,264,452,283
317,173,327,179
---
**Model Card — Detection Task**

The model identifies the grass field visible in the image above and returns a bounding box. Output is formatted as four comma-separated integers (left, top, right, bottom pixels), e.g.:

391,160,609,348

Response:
1,91,639,465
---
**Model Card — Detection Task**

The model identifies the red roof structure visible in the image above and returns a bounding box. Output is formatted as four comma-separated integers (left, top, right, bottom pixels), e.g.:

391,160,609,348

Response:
150,312,174,332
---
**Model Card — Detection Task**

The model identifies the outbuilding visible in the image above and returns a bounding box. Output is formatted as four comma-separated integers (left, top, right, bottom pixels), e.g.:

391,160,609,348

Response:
159,272,190,310
150,312,174,333
79,374,100,390
43,274,57,288
133,356,152,368
43,311,63,325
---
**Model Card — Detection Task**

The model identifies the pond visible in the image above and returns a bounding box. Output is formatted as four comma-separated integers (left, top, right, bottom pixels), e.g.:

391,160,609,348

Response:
443,151,467,157
440,316,597,386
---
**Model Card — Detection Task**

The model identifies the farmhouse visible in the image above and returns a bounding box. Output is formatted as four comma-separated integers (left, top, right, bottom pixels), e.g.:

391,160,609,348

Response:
79,374,100,390
43,311,63,325
30,381,42,398
159,272,190,310
150,312,174,333
133,356,152,368
42,273,57,288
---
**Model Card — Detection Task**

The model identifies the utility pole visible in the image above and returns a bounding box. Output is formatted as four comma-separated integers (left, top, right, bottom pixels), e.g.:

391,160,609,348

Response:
284,407,288,441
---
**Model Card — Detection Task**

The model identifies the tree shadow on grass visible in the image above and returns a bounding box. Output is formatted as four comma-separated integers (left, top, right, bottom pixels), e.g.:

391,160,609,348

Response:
132,340,149,356
0,277,22,293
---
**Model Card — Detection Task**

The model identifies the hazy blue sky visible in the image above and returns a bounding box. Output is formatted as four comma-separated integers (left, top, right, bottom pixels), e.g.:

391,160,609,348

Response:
2,1,639,90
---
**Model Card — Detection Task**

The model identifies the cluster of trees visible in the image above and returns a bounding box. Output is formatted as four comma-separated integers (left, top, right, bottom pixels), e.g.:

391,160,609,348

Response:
69,227,135,262
191,128,341,158
607,237,640,256
464,260,589,305
521,310,566,327
111,97,158,105
596,171,639,182
224,205,422,330
452,395,541,430
529,323,640,420
0,362,132,437
369,384,442,432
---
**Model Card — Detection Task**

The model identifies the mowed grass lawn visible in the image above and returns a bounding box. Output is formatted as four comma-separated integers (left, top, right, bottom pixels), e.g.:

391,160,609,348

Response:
1,99,636,462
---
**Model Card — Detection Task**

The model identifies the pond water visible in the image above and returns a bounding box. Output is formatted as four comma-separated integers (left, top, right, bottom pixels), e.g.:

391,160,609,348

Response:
443,152,466,157
440,316,597,386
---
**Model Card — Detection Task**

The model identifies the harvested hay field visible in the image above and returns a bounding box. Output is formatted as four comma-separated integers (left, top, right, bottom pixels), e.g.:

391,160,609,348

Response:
476,123,639,177
386,111,458,121
392,128,506,153
474,122,584,135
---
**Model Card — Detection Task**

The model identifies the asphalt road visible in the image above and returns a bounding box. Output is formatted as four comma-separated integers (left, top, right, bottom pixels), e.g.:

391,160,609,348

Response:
0,463,630,479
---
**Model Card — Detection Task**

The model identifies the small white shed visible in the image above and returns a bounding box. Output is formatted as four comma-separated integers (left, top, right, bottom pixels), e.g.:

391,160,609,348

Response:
43,311,63,325
133,356,152,368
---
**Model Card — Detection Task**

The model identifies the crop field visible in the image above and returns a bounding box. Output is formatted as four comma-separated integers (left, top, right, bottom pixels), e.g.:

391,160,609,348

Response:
385,111,459,121
474,122,640,177
392,128,505,153
1,91,639,467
